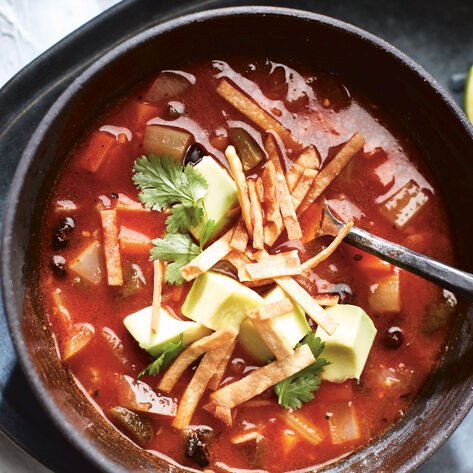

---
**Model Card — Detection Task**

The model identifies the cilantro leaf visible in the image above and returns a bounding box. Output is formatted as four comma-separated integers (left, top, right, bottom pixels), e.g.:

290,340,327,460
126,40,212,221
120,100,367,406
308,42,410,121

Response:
200,218,216,249
133,155,208,211
274,333,330,410
150,233,201,285
137,335,185,378
165,203,203,234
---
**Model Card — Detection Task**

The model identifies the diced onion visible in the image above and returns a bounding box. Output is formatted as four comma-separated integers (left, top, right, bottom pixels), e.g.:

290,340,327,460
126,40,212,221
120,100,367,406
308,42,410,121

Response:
144,71,193,103
69,240,103,285
380,180,428,227
62,323,95,361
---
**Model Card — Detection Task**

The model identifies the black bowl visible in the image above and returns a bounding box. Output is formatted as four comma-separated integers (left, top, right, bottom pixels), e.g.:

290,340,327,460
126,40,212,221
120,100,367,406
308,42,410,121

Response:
2,6,473,473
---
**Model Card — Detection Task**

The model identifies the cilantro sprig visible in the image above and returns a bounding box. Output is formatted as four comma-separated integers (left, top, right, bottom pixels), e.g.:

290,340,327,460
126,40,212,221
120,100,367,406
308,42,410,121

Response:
133,154,214,285
137,335,185,378
150,233,201,285
274,333,330,410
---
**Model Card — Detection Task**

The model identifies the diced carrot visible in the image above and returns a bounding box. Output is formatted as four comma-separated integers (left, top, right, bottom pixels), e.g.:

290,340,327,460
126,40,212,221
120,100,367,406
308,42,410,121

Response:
357,253,392,273
115,193,150,214
77,131,116,172
126,100,160,130
119,226,152,255
62,323,95,361
100,210,123,286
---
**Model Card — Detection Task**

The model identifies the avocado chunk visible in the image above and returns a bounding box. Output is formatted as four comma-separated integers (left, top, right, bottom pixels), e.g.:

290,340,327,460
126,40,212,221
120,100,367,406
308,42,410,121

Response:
191,156,238,240
181,271,263,331
315,304,376,383
124,306,211,357
239,287,311,362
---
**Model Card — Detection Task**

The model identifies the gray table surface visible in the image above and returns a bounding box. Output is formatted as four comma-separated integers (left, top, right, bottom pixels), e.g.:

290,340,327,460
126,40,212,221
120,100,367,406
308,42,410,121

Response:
0,1,472,472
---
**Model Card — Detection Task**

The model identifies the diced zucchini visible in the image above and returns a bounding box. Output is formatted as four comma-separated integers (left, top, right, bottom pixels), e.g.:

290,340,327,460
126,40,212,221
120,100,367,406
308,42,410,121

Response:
143,124,192,160
229,128,264,171
368,272,401,313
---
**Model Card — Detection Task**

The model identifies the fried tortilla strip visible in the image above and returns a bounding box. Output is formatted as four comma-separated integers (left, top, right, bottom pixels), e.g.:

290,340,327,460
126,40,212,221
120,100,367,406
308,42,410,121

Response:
159,327,238,394
265,135,302,240
225,145,253,234
217,78,301,150
239,250,302,281
291,168,318,210
230,220,249,252
286,146,320,192
151,260,163,333
301,222,353,271
247,298,294,321
256,177,264,202
100,209,123,286
248,179,265,249
208,340,237,391
299,132,365,214
204,344,315,425
247,299,295,360
262,161,284,246
313,294,340,307
181,229,233,281
172,345,229,429
225,249,252,268
275,277,338,335
249,316,295,360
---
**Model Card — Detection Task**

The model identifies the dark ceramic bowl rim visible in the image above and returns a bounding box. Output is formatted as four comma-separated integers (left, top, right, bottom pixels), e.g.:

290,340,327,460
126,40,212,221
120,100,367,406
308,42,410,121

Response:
2,6,473,473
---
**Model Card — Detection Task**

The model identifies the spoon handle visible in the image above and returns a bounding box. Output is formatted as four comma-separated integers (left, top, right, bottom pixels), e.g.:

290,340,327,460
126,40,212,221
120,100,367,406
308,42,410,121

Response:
345,225,473,300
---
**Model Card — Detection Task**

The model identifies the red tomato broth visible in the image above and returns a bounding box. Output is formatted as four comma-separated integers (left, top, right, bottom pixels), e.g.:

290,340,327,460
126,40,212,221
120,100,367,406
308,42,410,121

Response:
38,57,456,472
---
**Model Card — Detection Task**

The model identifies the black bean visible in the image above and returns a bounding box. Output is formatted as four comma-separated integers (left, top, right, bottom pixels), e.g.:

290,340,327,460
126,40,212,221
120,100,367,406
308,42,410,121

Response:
52,234,69,250
383,326,404,349
184,143,206,166
56,217,75,233
185,429,212,467
51,255,67,278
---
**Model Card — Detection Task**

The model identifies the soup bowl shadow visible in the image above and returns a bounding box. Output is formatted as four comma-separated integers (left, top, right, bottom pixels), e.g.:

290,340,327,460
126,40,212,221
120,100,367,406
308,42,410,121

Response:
2,6,473,473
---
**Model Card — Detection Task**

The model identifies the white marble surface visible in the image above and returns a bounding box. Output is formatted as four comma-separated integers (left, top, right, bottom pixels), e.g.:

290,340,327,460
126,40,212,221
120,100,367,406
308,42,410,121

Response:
0,2,119,470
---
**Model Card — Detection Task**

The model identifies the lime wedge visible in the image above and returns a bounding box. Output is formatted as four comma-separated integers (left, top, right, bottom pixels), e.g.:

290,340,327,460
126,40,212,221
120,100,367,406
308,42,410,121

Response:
464,65,473,123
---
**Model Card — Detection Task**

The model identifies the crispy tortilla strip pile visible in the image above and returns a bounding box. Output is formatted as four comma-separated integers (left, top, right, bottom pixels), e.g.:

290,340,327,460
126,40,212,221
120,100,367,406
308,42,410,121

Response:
298,132,365,215
164,328,238,429
229,220,248,252
225,146,253,235
181,228,234,281
262,161,284,245
275,277,338,335
159,327,238,393
247,179,265,249
301,222,354,272
217,78,301,151
247,298,295,360
204,344,315,425
265,135,302,241
238,250,302,282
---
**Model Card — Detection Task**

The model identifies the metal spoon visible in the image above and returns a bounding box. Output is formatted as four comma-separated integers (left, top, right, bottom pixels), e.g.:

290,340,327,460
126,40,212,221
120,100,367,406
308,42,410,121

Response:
321,203,473,300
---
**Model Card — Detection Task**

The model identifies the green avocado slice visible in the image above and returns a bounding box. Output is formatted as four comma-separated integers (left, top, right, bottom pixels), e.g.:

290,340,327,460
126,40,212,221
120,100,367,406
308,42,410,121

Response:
124,306,211,357
315,304,377,383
